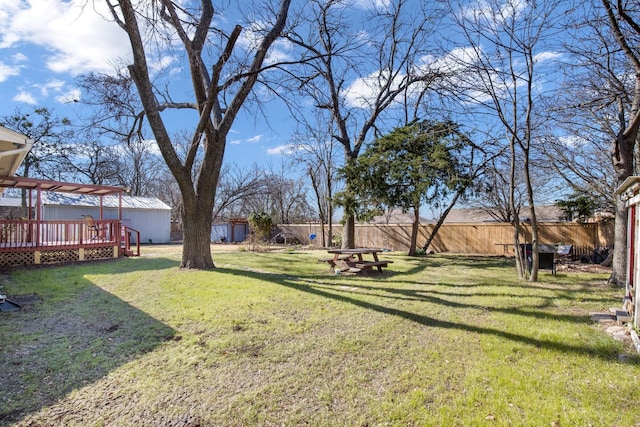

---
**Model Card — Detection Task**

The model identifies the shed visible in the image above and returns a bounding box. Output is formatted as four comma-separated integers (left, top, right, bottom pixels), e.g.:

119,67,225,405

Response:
0,196,27,219
615,176,640,328
211,218,249,243
12,193,172,244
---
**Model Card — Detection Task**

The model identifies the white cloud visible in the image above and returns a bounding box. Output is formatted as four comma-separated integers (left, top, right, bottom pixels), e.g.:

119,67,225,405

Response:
420,46,480,75
169,66,183,77
267,144,295,156
0,0,131,75
558,135,587,148
35,79,65,96
10,79,83,105
12,52,27,62
230,139,242,145
352,0,391,11
12,90,37,104
0,62,20,82
55,88,81,104
342,70,406,109
265,39,293,64
138,139,162,157
110,138,162,158
246,135,263,143
237,22,293,64
150,55,178,74
534,51,562,63
462,0,528,24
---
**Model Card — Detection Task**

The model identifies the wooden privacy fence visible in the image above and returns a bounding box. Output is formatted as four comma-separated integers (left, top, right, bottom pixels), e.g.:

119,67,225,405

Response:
276,222,615,257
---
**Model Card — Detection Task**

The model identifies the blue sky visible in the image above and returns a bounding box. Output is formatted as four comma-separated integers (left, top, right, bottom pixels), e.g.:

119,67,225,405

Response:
0,0,438,173
0,0,570,185
0,0,324,170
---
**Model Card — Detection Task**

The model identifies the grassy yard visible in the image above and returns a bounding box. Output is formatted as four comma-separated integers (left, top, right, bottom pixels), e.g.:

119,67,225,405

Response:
0,245,638,426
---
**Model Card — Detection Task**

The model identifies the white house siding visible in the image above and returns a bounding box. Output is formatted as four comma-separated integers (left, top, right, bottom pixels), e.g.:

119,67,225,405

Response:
123,208,171,244
32,193,172,244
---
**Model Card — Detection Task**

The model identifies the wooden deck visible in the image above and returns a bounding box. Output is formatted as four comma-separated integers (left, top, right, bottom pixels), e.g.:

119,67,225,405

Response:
0,219,139,267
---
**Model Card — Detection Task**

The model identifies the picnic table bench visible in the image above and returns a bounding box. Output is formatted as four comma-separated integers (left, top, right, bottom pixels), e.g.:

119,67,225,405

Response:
319,248,393,274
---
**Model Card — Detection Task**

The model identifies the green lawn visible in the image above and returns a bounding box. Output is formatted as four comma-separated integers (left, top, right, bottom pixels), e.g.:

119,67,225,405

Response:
1,246,638,426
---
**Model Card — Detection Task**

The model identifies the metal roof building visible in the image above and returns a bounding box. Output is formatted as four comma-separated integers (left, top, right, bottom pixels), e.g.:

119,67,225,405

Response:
1,193,172,244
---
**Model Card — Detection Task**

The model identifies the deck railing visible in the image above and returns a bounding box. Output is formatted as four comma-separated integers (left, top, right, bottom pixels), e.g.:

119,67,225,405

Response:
0,219,121,252
121,224,140,257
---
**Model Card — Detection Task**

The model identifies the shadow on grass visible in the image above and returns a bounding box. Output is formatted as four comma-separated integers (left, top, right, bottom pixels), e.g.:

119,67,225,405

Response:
217,266,620,361
0,263,176,425
309,282,594,324
414,254,515,270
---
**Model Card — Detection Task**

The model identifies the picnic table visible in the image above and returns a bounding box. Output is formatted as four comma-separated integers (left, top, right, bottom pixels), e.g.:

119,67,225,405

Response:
319,248,393,274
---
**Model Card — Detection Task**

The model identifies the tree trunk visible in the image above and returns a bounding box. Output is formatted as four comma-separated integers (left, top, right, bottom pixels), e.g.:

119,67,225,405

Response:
327,179,333,247
509,145,526,280
111,0,291,270
610,193,628,285
601,248,614,267
181,200,214,269
524,155,539,282
422,189,463,253
328,202,333,247
512,220,526,279
609,108,636,284
601,0,640,283
343,214,355,249
408,207,419,256
320,221,326,247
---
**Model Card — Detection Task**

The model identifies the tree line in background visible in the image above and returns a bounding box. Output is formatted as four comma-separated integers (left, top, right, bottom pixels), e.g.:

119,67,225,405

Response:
0,107,315,225
1,0,638,283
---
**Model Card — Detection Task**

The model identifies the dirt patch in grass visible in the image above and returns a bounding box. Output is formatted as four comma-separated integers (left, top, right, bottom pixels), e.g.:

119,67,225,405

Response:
556,260,612,275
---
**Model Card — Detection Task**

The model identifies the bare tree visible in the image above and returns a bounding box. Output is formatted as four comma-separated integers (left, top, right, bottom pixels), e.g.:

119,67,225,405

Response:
281,0,445,248
212,164,267,222
105,0,292,268
600,0,640,284
466,154,560,223
76,70,142,141
0,107,73,182
0,107,74,215
288,112,340,247
149,168,183,226
540,132,616,218
61,137,121,185
552,1,640,284
469,160,525,223
421,136,505,254
255,162,315,224
114,137,165,196
75,70,168,196
444,0,566,281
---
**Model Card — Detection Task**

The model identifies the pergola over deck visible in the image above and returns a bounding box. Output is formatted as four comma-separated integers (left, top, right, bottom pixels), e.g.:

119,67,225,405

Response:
0,175,139,267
